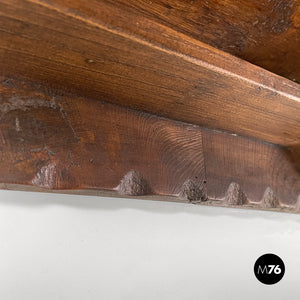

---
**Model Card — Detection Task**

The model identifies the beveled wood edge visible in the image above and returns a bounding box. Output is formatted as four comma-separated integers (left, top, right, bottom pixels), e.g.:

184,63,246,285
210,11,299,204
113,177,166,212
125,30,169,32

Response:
0,0,300,147
1,0,299,146
29,0,300,99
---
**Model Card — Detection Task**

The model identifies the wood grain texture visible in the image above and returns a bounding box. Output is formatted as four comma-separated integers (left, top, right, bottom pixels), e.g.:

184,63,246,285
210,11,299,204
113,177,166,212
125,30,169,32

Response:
98,0,300,83
0,77,206,195
0,78,299,208
0,0,299,146
202,129,300,205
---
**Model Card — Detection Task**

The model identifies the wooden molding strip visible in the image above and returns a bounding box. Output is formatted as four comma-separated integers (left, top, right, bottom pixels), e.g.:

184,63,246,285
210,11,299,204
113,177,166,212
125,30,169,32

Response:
0,0,299,146
0,1,299,212
0,78,299,212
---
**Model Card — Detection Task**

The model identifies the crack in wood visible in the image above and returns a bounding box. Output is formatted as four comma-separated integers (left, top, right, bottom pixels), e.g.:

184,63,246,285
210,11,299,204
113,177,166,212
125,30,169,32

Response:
58,105,80,144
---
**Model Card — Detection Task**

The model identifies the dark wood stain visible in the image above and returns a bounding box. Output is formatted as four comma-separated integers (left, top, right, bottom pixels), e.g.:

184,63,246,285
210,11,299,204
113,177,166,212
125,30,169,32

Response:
0,78,299,206
0,0,299,146
101,0,299,82
0,1,299,212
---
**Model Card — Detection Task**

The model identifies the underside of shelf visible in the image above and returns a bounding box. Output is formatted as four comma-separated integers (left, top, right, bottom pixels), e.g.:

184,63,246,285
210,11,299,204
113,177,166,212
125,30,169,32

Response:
0,0,299,212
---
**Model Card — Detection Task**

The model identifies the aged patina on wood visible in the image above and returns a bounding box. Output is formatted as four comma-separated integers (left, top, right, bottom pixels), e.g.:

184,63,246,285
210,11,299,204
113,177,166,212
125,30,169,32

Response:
0,0,299,212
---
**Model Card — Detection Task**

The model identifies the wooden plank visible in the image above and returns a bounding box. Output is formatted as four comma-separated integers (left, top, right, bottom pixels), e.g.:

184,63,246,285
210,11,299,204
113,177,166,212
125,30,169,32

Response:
0,78,299,210
97,0,300,83
202,129,300,204
0,0,299,146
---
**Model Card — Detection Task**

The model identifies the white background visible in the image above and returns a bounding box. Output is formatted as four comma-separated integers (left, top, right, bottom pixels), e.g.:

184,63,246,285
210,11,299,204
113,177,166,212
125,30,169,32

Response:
0,190,299,300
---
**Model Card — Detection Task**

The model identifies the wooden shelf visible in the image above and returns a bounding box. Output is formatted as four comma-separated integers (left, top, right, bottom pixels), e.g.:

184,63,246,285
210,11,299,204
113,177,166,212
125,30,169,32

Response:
0,0,299,212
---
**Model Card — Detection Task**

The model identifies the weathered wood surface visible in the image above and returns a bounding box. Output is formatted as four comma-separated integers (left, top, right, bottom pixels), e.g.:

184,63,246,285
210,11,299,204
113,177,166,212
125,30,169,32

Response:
97,0,300,83
0,0,299,146
0,78,299,209
0,1,299,212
